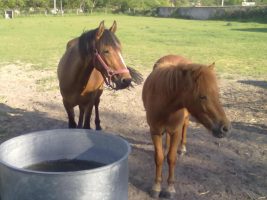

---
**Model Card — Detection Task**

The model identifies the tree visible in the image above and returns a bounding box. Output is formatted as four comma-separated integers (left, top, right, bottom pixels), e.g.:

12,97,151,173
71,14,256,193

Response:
25,0,49,8
86,0,98,13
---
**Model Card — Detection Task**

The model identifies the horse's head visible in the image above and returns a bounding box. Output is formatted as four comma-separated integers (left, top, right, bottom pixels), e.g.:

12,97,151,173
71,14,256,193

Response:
92,21,132,90
187,63,231,138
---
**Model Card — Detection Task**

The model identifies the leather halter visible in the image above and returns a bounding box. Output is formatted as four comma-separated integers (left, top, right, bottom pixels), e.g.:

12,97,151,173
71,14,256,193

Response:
94,48,129,89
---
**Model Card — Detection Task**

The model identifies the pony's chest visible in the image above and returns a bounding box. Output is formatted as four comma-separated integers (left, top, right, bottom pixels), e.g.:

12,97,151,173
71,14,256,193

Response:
163,109,187,132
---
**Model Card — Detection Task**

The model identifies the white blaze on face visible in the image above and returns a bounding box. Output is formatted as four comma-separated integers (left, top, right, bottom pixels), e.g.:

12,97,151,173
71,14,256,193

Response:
118,52,127,68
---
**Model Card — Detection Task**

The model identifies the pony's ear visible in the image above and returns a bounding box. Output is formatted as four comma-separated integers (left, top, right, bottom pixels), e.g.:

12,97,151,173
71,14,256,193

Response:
96,21,105,40
109,20,117,33
208,62,215,70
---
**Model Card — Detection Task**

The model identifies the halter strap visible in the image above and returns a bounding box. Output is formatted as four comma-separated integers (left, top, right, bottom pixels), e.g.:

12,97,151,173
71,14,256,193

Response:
94,49,129,89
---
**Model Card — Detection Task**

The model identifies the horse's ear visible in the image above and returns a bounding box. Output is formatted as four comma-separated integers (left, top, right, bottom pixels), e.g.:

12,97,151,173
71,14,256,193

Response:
96,21,105,40
208,62,215,70
109,20,117,33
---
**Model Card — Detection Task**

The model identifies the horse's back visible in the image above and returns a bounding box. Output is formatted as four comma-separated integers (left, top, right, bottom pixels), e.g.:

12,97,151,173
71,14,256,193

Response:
153,55,192,70
143,54,192,104
143,55,190,103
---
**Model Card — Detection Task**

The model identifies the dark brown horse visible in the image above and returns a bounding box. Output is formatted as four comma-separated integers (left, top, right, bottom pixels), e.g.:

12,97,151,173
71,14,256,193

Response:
58,21,142,129
142,55,231,198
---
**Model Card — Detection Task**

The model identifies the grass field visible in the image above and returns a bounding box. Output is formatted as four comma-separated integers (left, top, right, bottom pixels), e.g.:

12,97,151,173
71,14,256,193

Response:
0,14,267,78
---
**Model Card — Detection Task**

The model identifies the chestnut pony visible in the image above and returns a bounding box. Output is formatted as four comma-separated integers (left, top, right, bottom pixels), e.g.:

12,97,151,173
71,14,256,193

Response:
58,21,142,129
142,55,231,198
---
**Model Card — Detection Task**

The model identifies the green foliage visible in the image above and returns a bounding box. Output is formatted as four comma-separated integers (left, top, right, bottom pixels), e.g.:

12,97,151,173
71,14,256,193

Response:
0,0,266,13
216,6,267,22
224,0,242,5
0,0,171,12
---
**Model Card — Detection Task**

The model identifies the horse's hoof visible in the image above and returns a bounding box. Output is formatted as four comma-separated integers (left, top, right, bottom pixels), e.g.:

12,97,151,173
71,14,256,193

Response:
69,122,77,128
160,183,176,199
96,126,102,131
178,150,186,156
151,183,161,198
161,191,176,199
178,145,186,156
150,190,160,198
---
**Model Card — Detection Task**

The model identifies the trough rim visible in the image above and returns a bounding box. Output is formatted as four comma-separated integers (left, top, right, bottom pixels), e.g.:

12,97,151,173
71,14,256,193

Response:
0,129,131,176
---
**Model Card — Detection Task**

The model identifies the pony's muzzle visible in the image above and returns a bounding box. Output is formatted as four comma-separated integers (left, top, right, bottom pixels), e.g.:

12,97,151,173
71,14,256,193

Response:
212,122,231,138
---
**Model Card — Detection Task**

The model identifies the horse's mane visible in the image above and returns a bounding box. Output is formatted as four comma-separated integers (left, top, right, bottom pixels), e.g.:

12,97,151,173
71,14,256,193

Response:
149,63,218,98
78,29,121,60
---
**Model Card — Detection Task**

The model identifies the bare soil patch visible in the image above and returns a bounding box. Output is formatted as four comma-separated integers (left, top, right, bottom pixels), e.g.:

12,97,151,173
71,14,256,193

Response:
0,64,266,200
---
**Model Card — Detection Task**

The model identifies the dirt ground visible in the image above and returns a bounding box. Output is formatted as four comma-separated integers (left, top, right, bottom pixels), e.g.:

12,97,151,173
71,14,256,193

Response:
0,63,266,200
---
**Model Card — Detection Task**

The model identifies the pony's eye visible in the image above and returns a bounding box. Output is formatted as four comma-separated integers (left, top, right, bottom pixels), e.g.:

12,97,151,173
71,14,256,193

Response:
103,50,109,54
199,95,207,100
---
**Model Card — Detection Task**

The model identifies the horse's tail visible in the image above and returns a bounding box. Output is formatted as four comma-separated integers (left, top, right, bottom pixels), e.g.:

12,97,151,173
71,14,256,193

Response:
127,66,143,85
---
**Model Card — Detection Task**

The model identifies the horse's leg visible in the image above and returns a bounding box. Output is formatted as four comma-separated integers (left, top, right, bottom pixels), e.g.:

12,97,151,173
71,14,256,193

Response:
166,130,182,199
63,100,77,128
94,89,103,130
165,132,170,156
83,102,94,129
77,105,84,128
178,115,189,156
151,133,164,198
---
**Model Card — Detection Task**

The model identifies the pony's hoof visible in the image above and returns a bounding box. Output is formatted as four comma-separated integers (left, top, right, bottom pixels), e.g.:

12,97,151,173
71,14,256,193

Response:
150,190,160,198
151,183,161,198
178,145,186,156
161,183,176,199
161,191,176,199
96,126,102,131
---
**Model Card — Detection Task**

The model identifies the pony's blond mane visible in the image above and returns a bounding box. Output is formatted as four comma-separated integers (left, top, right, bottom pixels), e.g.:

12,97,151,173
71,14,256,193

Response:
147,63,218,99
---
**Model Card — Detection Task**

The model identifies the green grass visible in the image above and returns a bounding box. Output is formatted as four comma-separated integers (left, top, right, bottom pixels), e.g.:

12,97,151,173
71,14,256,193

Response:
0,14,267,78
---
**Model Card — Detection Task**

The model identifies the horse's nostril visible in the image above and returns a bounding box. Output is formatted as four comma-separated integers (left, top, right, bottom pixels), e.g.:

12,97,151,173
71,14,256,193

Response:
121,78,132,85
221,125,230,133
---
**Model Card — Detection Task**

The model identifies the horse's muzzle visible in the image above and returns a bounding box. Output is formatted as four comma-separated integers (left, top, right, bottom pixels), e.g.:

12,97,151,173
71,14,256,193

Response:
212,122,232,138
115,77,132,90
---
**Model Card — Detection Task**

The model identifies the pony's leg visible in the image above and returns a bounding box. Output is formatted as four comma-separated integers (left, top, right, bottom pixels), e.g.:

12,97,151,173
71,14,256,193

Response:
166,130,182,199
83,102,94,129
178,115,189,156
151,134,164,198
94,90,103,130
165,133,170,156
63,100,77,128
77,105,84,128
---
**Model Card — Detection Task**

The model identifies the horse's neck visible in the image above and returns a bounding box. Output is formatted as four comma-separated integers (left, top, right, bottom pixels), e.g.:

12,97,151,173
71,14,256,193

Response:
78,58,95,88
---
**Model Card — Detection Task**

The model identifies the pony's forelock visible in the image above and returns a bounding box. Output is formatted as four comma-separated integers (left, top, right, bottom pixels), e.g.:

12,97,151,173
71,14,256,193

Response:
192,65,219,99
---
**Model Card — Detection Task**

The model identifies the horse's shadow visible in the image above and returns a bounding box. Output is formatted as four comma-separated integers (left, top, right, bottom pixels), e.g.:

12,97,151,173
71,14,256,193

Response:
232,28,267,33
232,121,266,136
238,80,267,89
0,103,67,141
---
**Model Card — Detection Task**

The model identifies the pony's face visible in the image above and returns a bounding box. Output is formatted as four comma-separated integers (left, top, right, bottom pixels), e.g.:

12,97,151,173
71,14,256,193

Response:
188,65,231,138
94,21,132,90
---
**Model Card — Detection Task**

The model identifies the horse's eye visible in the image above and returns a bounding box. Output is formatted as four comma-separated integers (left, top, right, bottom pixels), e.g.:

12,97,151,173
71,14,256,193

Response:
199,95,207,100
103,50,109,54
